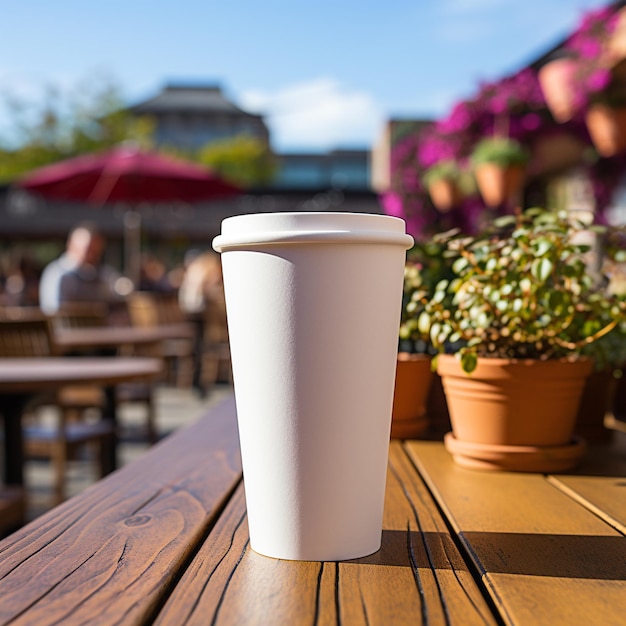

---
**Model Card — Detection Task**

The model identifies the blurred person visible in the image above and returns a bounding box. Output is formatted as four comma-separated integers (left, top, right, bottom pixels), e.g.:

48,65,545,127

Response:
39,222,122,315
178,250,224,314
138,253,173,293
178,250,227,394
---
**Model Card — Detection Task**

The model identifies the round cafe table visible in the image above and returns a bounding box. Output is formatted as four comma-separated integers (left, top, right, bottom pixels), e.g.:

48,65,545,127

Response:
0,357,162,489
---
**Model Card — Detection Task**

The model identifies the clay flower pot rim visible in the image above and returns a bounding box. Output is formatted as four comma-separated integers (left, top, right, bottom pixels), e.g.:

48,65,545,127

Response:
397,351,431,362
437,354,592,367
437,354,594,380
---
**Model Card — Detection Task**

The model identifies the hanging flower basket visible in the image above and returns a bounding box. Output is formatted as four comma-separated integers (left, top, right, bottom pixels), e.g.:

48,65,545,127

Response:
585,103,626,157
422,160,463,213
607,7,626,65
470,138,528,207
474,163,525,208
426,179,461,213
537,57,577,123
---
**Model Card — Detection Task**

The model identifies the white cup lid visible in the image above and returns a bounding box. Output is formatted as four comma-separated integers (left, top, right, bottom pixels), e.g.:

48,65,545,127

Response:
213,212,414,252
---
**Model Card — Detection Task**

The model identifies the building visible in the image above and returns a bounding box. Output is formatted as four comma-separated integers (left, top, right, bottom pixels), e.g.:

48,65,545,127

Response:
130,84,372,193
370,119,432,192
129,84,270,150
273,150,371,190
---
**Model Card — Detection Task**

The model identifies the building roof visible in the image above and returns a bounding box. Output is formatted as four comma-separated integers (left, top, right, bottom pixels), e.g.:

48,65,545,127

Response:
130,84,261,118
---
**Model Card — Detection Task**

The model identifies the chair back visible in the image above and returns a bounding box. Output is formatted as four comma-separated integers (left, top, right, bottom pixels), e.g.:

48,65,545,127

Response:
51,302,109,330
0,318,54,357
128,292,185,327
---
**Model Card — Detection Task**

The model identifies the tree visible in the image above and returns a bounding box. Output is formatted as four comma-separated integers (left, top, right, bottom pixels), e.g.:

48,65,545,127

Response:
0,74,154,184
195,135,276,188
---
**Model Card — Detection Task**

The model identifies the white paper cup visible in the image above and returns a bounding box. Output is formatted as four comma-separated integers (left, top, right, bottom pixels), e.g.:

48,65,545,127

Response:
213,212,413,561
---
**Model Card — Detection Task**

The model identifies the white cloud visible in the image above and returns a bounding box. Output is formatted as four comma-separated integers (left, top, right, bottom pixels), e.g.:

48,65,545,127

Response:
240,78,384,151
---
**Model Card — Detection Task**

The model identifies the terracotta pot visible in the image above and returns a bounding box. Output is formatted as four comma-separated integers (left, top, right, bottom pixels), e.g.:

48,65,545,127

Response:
474,163,525,207
427,179,461,213
537,58,577,123
608,7,626,64
585,104,626,158
437,355,593,472
391,353,433,439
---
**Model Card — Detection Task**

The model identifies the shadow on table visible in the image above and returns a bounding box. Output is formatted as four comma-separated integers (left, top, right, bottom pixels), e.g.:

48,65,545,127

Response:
348,529,626,581
460,531,626,580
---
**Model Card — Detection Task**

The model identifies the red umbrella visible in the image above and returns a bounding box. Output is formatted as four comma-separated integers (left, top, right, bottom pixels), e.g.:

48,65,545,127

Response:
18,143,241,205
17,144,241,283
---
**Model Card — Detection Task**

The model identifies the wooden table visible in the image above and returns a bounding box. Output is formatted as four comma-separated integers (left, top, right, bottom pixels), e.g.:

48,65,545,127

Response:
0,393,624,625
0,357,162,487
53,323,195,353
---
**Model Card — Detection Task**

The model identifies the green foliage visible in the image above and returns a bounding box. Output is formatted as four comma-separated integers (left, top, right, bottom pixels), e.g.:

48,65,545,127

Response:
195,135,276,188
0,75,155,183
422,160,461,186
399,238,456,352
470,137,529,168
419,208,626,373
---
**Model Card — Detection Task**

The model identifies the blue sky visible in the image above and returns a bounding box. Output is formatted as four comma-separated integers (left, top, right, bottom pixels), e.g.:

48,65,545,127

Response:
1,0,611,152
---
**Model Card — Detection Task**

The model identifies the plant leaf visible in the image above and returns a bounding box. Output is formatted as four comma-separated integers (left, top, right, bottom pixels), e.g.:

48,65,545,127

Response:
531,257,553,282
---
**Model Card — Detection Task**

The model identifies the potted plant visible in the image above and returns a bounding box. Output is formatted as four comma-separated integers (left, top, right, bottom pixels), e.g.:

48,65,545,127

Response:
422,160,463,213
585,95,626,158
470,137,529,207
418,208,626,471
537,55,578,123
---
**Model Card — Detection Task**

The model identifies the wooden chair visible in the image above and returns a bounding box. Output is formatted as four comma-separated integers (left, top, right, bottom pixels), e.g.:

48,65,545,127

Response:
49,302,158,445
127,292,194,388
50,301,109,330
0,318,114,505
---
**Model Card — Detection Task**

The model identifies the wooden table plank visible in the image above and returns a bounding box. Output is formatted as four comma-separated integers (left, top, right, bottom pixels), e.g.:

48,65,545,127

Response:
547,431,626,534
0,357,162,392
155,442,496,625
405,441,626,626
547,474,626,534
0,394,242,626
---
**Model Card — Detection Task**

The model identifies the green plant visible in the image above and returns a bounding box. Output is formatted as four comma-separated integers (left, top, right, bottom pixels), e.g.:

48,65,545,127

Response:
399,239,455,353
419,208,626,373
583,224,626,372
581,319,626,372
422,160,461,187
470,137,529,168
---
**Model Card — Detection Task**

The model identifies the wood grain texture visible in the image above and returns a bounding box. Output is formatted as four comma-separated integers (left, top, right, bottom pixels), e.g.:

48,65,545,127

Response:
548,431,626,534
406,441,626,626
548,475,626,535
0,394,241,626
155,442,496,625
